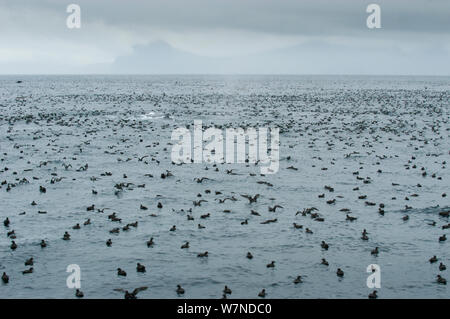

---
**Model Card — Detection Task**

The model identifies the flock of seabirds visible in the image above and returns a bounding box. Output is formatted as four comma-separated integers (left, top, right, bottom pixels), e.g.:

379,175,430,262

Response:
0,76,449,299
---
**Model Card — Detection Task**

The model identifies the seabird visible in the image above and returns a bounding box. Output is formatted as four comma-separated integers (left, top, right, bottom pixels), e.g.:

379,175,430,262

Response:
136,263,146,273
1,272,8,284
368,290,378,299
293,276,303,284
114,287,148,299
258,289,266,298
176,285,185,295
181,242,189,249
436,275,447,285
22,267,33,274
117,268,127,276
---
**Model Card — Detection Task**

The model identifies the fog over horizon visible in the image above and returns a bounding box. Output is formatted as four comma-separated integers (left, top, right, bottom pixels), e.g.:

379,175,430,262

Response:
1,0,449,75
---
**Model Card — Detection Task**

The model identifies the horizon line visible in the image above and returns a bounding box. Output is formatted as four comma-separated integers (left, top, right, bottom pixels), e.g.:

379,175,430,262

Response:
2,73,450,77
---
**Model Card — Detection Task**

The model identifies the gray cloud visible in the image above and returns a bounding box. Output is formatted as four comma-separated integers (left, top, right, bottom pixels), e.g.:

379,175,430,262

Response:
14,0,447,35
0,0,449,74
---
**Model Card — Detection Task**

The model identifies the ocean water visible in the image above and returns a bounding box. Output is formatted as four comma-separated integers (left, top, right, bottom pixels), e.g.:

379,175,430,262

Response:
0,75,449,299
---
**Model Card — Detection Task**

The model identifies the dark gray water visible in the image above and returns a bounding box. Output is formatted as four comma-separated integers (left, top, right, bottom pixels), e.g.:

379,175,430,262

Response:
0,75,449,298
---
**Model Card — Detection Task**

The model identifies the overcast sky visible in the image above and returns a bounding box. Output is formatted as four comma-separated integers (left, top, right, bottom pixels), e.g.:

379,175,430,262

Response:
1,0,449,74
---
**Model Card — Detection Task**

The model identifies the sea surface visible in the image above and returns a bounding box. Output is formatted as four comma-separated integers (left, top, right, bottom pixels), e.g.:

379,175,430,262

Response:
0,75,449,298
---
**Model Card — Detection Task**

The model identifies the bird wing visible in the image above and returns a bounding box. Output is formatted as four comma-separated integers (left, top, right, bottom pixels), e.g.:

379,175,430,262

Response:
133,286,148,295
113,288,125,292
